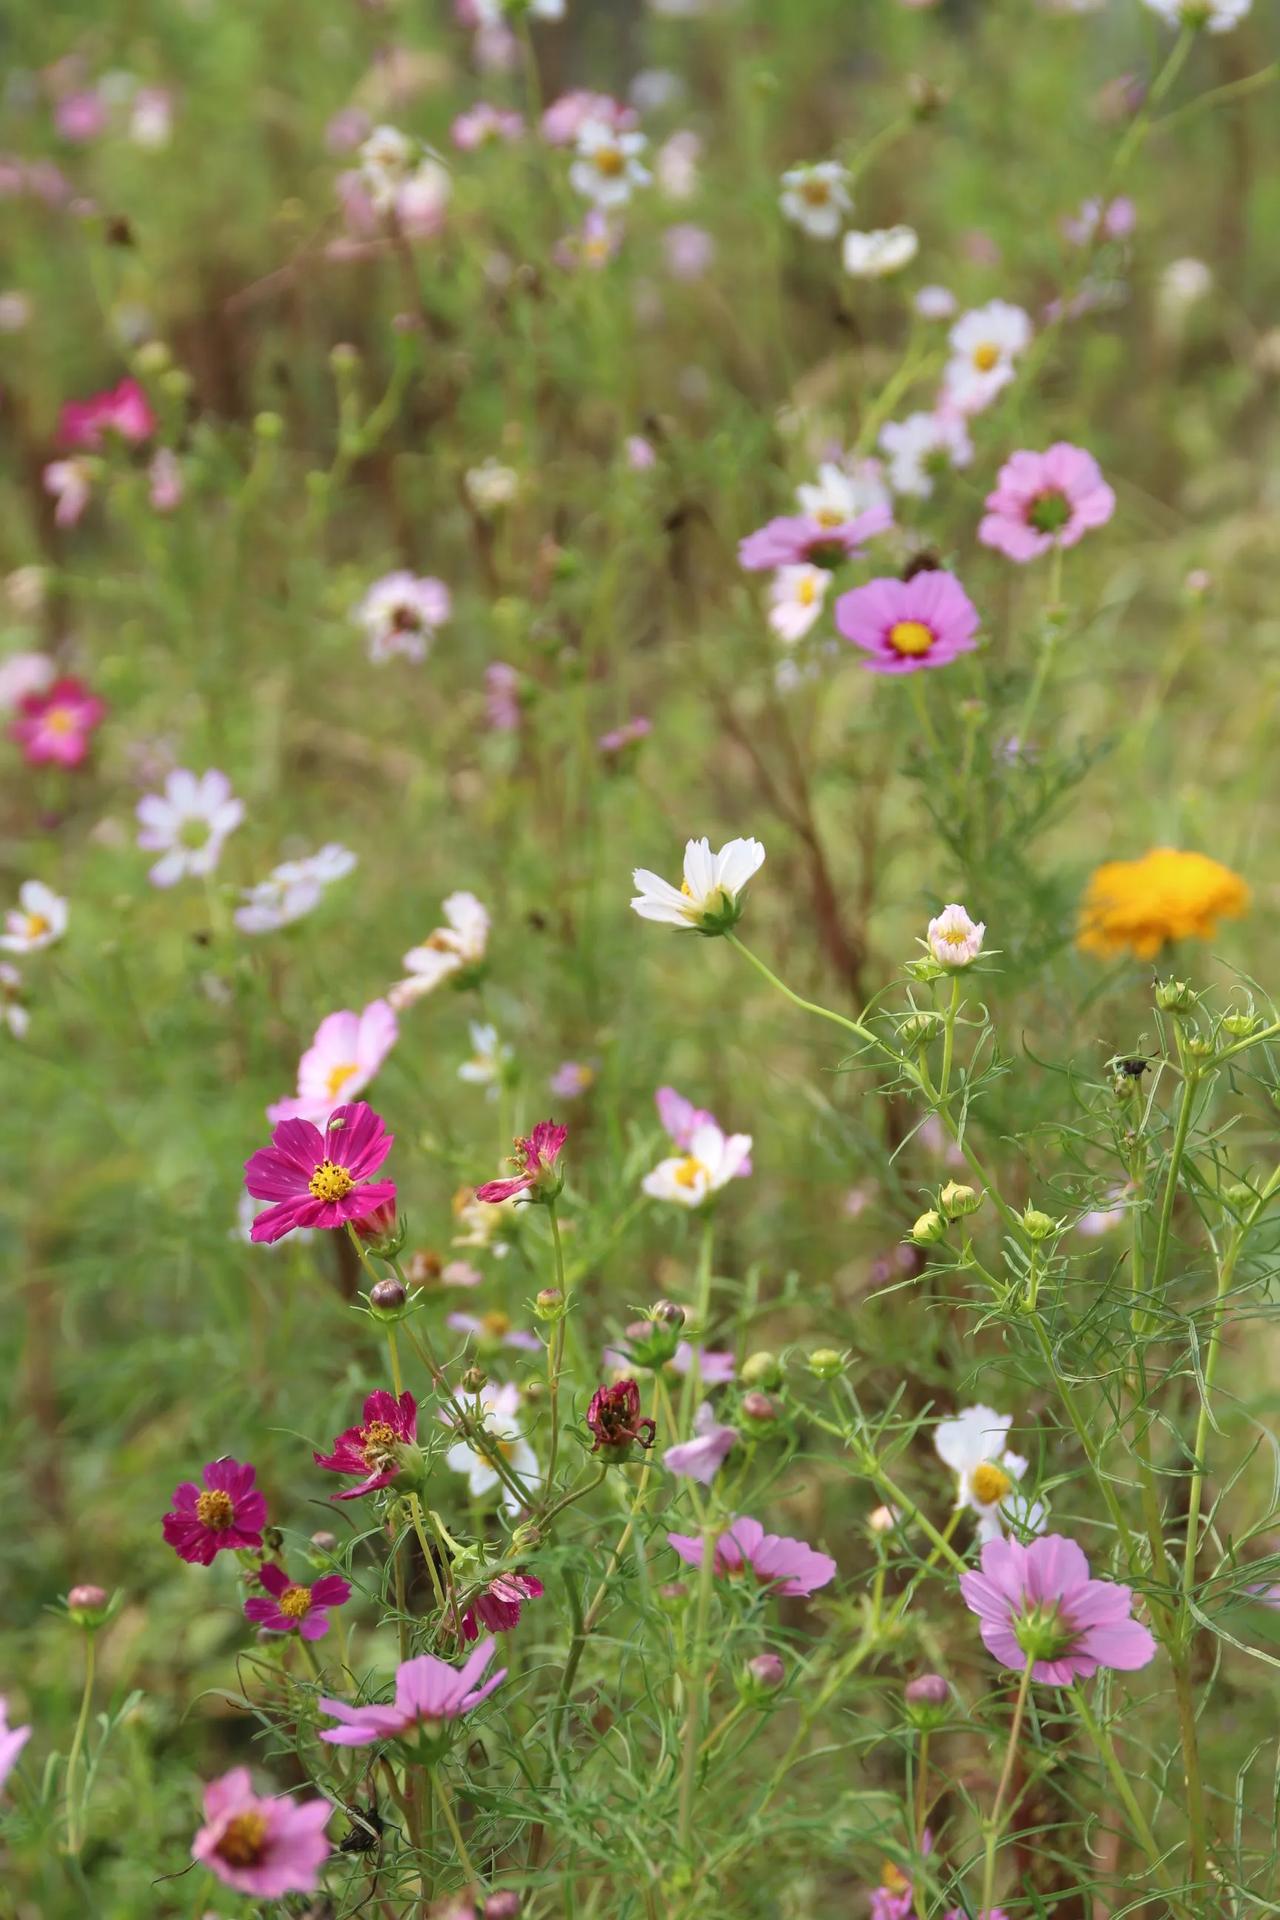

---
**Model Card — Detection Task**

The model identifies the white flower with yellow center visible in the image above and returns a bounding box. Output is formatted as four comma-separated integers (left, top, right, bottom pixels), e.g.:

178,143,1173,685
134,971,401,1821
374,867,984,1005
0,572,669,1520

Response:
390,891,490,1008
444,1380,539,1513
944,301,1032,413
767,565,829,645
569,120,651,208
934,1405,1028,1540
879,410,974,500
779,161,852,240
642,1120,753,1209
1142,0,1250,27
1,879,68,954
797,459,892,526
842,225,918,279
631,836,765,933
926,903,985,968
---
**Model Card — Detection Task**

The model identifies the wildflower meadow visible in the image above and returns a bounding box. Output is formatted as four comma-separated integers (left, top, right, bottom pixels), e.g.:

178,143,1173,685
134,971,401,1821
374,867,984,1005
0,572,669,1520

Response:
5,0,1280,1915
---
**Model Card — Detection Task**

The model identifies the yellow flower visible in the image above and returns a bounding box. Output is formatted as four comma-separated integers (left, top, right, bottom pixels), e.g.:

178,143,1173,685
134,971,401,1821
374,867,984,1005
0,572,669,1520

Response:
1078,849,1250,960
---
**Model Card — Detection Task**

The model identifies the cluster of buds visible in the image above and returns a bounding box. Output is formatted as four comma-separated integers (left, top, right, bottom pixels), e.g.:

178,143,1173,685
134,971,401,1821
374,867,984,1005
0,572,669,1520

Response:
617,1299,685,1371
586,1379,655,1460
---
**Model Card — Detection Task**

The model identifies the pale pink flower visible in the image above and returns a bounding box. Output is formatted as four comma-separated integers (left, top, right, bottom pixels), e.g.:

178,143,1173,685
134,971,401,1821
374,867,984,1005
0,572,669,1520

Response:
44,458,93,528
192,1768,331,1896
834,570,980,674
667,1516,836,1596
452,104,524,150
319,1639,506,1747
978,443,1115,563
960,1533,1156,1683
0,1699,32,1793
664,1402,738,1483
267,1000,398,1126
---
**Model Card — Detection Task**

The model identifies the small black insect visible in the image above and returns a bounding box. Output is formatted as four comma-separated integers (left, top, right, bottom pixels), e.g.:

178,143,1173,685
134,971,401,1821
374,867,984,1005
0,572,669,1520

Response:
339,1802,384,1854
1116,1057,1149,1078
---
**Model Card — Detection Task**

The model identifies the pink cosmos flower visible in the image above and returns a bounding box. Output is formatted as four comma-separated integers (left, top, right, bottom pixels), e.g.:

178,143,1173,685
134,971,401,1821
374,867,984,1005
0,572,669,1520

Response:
599,715,651,754
475,1120,567,1204
656,1086,752,1177
148,447,183,512
447,1310,541,1353
834,570,980,674
667,1516,837,1596
663,1402,738,1484
318,1638,506,1747
57,377,155,450
738,502,892,572
162,1458,268,1565
243,1101,396,1245
485,661,522,732
540,91,636,146
267,1001,399,1126
452,103,524,149
1061,195,1135,247
550,1059,595,1097
461,1571,544,1641
664,223,716,280
244,1562,351,1639
314,1388,418,1499
0,1699,32,1794
54,91,109,144
43,458,93,527
978,444,1116,564
671,1342,736,1384
959,1533,1156,1684
10,676,105,766
192,1767,331,1897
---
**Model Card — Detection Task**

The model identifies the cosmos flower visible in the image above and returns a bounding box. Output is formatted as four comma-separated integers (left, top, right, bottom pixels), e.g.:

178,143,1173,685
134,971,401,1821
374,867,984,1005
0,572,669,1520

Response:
446,1309,541,1353
568,119,650,207
444,1381,539,1512
458,1021,514,1095
390,891,490,1008
643,1119,753,1208
43,458,94,528
671,1342,736,1383
135,768,244,888
959,1534,1156,1683
656,1086,752,1178
266,1000,398,1126
0,1700,32,1794
1142,0,1250,27
926,904,986,968
0,963,27,1038
842,225,919,278
1077,849,1250,959
1061,195,1136,247
934,1406,1028,1543
878,411,973,499
162,1458,268,1565
541,91,636,146
234,844,358,934
779,160,852,240
319,1640,506,1748
461,1571,544,1641
10,676,105,766
738,500,892,571
353,571,451,665
243,1102,396,1245
1,880,68,954
315,1388,419,1499
914,284,957,320
978,444,1115,562
0,650,55,714
451,103,524,149
766,564,830,643
631,835,765,932
664,1403,738,1483
667,1516,837,1596
57,377,155,450
475,1120,567,1204
550,1060,596,1097
598,715,652,754
244,1563,352,1639
944,300,1033,412
834,570,980,674
192,1768,331,1897
357,124,416,212
587,1378,657,1455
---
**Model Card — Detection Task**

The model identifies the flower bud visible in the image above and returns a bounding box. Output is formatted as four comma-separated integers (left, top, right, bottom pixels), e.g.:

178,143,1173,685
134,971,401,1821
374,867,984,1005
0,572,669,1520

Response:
868,1504,899,1535
904,1671,950,1727
658,1581,688,1608
534,1287,565,1321
741,1350,782,1391
486,1896,521,1919
808,1348,844,1380
461,1366,488,1395
159,367,192,400
1223,1182,1255,1210
621,1314,682,1371
329,342,361,375
1221,1012,1259,1039
940,1181,982,1220
897,1010,942,1047
909,1209,946,1247
739,1650,786,1702
1155,978,1195,1013
1021,1206,1058,1242
652,1298,686,1329
739,1390,778,1428
310,1530,338,1553
1186,1033,1214,1059
67,1584,112,1627
369,1277,407,1315
133,340,170,376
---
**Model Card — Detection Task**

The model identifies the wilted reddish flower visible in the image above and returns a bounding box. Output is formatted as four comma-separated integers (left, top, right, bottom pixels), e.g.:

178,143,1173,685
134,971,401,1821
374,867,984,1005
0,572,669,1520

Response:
244,1563,352,1639
587,1378,656,1455
11,676,105,767
475,1120,567,1205
461,1570,545,1641
314,1388,418,1500
243,1101,395,1244
57,377,155,451
163,1458,267,1565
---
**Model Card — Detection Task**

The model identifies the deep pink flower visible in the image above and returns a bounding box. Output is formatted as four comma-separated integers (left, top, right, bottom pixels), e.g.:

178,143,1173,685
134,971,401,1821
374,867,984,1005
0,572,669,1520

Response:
192,1767,331,1897
738,503,892,572
461,1571,544,1641
656,1087,752,1177
587,1378,656,1455
834,570,980,675
0,1698,31,1795
314,1388,418,1500
318,1638,506,1747
10,676,105,767
667,1515,836,1596
162,1458,267,1565
475,1120,567,1204
978,443,1115,563
57,377,155,451
959,1533,1156,1684
243,1101,395,1244
244,1563,352,1639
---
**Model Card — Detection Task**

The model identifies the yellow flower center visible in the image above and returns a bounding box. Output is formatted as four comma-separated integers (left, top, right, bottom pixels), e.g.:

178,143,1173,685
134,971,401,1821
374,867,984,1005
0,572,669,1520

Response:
23,913,50,940
674,1156,706,1190
814,505,844,527
216,1810,268,1868
195,1489,235,1531
309,1159,354,1202
277,1584,313,1620
594,147,625,177
939,925,970,947
361,1420,399,1464
888,620,935,657
971,1462,1013,1506
881,1863,910,1895
481,1310,512,1337
972,341,1000,372
797,576,818,606
324,1061,357,1100
801,178,830,205
43,706,77,735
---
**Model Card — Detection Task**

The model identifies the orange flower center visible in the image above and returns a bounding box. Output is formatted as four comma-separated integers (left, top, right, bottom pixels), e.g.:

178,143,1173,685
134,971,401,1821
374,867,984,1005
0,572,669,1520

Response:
23,913,50,940
324,1061,357,1100
594,147,625,177
277,1584,313,1620
481,1311,512,1337
216,1810,268,1867
971,1462,1013,1505
801,178,830,205
361,1420,400,1468
195,1489,235,1530
43,706,78,735
673,1156,706,1189
309,1159,354,1202
888,620,934,657
972,341,1000,372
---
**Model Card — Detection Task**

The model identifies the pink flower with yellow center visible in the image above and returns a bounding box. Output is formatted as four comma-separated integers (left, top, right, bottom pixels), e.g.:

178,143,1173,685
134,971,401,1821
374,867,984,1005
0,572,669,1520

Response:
192,1767,331,1897
162,1458,267,1566
834,569,980,674
267,1000,398,1126
10,676,105,766
314,1388,418,1500
244,1562,352,1638
243,1101,396,1245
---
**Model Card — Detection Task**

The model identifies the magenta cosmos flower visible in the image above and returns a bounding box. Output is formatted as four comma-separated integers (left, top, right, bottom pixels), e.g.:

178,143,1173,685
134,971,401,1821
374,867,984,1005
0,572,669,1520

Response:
243,1101,395,1244
738,501,891,572
959,1533,1156,1684
244,1563,352,1639
978,443,1115,563
314,1388,418,1499
475,1119,567,1204
835,570,980,674
667,1516,837,1597
162,1458,267,1565
461,1570,544,1642
192,1767,331,1897
10,676,105,767
0,1698,32,1794
319,1638,506,1748
57,378,155,451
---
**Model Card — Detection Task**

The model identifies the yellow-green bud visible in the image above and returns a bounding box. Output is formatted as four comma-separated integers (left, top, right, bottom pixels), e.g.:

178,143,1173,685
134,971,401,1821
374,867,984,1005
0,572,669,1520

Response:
254,410,284,441
1021,1207,1058,1242
1155,979,1195,1013
808,1348,845,1381
1223,1182,1255,1209
1221,1012,1260,1039
940,1181,982,1220
133,340,171,376
741,1350,782,1391
909,1209,946,1247
898,1010,943,1047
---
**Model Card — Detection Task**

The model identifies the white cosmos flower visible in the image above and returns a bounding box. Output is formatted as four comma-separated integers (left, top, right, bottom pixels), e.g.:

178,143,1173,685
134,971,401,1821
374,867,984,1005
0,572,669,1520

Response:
0,962,28,1038
631,835,765,932
135,768,244,889
353,571,451,666
444,1381,539,1512
926,903,985,968
797,458,893,525
358,125,416,212
642,1119,753,1208
569,119,651,207
1143,0,1250,26
465,459,520,513
0,879,67,954
779,161,852,240
879,410,973,499
390,891,490,1008
234,844,357,934
457,1020,513,1094
767,565,829,644
934,1405,1028,1538
914,283,957,321
944,300,1032,413
842,225,918,279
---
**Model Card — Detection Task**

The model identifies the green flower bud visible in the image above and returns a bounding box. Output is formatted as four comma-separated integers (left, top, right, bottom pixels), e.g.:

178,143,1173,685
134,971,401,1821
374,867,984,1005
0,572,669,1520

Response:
534,1287,565,1321
1155,979,1195,1013
741,1350,782,1391
808,1348,845,1381
1221,1012,1260,1039
909,1209,946,1247
940,1181,982,1220
1021,1207,1058,1242
1223,1182,1255,1210
898,1010,943,1047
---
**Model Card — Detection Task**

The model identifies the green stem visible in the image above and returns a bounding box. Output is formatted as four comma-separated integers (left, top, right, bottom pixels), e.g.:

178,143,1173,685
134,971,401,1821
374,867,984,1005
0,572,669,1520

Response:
677,1519,719,1858
939,973,961,1100
1071,1685,1187,1912
979,1661,1033,1918
432,1767,480,1890
64,1632,96,1855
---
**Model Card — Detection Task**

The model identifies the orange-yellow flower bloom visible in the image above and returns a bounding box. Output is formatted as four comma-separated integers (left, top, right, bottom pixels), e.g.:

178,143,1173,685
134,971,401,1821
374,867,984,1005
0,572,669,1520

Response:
1078,849,1250,960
